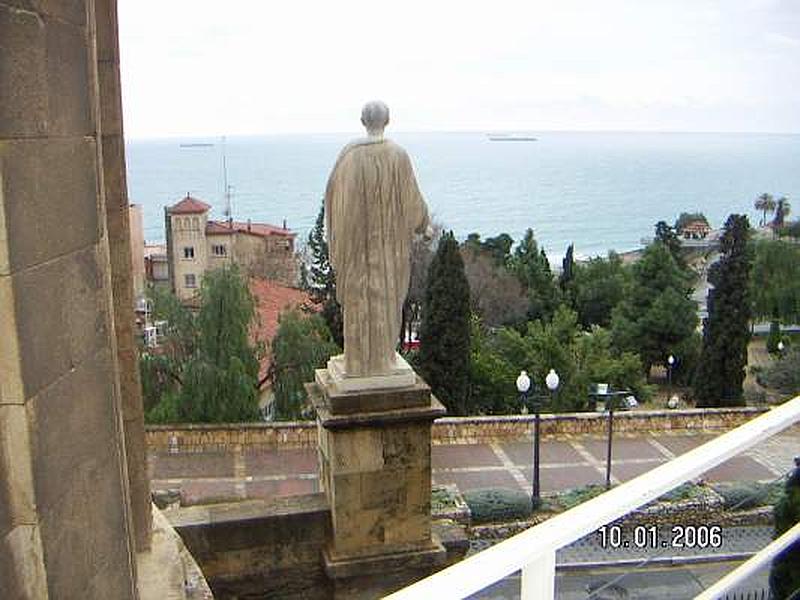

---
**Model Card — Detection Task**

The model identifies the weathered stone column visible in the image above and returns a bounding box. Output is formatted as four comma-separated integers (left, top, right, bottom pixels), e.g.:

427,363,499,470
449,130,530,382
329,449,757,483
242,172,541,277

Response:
95,0,153,552
308,371,446,582
0,1,138,597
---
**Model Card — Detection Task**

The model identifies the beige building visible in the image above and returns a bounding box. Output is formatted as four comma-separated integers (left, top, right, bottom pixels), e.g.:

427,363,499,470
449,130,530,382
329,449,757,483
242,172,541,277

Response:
129,204,146,300
164,195,297,301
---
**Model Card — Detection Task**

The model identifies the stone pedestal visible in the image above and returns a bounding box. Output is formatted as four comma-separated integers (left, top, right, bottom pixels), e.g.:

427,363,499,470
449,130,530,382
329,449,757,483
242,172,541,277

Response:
307,369,447,580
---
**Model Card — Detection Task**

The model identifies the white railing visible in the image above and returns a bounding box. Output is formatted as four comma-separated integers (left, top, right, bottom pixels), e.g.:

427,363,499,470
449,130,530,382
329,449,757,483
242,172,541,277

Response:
386,396,800,600
695,520,800,600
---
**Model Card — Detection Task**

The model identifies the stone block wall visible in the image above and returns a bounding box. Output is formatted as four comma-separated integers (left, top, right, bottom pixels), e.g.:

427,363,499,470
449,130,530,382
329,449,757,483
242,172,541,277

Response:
169,494,331,599
0,1,139,597
145,407,767,452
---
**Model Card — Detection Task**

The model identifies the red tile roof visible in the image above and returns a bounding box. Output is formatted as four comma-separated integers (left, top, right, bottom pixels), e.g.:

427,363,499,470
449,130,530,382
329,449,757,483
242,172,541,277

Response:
207,220,296,238
169,195,211,214
249,277,315,385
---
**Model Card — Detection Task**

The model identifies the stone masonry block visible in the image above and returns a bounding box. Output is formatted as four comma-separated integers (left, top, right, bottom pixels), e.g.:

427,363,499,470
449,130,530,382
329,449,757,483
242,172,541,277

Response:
3,1,87,26
97,63,124,134
359,469,406,511
0,276,24,403
94,0,119,62
14,246,110,398
0,404,36,537
44,17,93,136
0,5,47,137
381,422,431,470
0,138,100,273
329,428,383,475
26,347,118,514
0,524,48,599
37,448,132,600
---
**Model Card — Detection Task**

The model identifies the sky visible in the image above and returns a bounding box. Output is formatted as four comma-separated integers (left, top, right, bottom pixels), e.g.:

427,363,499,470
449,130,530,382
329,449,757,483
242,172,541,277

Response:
118,0,800,138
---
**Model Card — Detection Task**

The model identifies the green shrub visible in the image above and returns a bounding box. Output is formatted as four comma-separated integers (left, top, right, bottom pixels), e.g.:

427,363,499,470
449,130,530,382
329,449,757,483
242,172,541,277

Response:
657,482,702,503
759,348,800,395
712,481,784,510
770,463,800,600
556,484,607,510
463,488,533,523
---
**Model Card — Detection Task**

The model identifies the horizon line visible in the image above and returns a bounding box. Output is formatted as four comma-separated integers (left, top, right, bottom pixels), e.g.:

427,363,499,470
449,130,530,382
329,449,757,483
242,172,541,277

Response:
125,128,800,142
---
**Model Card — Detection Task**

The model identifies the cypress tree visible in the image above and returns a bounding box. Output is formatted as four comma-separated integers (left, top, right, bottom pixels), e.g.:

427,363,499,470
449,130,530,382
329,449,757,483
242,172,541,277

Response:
769,458,800,600
305,199,343,347
694,214,753,407
559,243,575,306
419,232,471,415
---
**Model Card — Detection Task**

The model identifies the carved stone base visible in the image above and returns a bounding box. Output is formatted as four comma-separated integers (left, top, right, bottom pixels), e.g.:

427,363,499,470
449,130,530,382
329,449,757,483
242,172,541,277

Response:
322,537,446,580
307,372,446,582
325,352,416,392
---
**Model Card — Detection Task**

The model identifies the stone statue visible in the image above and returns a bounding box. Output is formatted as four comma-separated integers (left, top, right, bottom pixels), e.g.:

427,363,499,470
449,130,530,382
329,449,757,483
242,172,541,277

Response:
324,101,431,385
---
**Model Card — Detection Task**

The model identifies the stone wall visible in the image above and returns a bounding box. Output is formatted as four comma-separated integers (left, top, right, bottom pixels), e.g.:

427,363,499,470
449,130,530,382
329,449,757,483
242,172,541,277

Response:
168,494,332,599
146,407,767,452
0,0,139,596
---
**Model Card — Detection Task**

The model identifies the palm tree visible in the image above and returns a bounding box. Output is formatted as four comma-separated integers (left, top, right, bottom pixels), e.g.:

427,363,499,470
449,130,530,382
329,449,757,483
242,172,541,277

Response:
754,192,776,227
773,197,791,227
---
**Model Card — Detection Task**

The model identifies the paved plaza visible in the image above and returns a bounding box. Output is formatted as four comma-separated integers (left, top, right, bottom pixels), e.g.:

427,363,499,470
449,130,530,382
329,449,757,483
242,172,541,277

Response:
149,428,799,505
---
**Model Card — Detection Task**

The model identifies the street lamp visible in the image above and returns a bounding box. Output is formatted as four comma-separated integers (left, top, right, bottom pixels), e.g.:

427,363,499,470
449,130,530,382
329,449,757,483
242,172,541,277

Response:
516,370,531,413
518,369,558,508
778,340,785,358
667,354,675,404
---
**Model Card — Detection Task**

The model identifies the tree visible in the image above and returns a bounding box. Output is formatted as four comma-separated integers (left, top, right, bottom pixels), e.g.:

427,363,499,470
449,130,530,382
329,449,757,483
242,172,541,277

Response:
769,459,800,600
143,265,264,423
751,240,800,327
461,245,527,328
694,215,753,407
270,308,339,420
509,228,561,322
304,199,343,347
474,307,651,413
611,242,697,374
402,220,443,347
419,232,471,415
675,212,709,231
772,197,791,229
754,192,776,227
559,243,576,305
654,220,684,269
572,252,630,329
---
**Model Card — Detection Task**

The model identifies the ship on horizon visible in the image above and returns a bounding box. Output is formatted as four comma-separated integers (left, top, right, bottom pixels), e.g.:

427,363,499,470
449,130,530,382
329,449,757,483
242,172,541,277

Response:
487,133,538,142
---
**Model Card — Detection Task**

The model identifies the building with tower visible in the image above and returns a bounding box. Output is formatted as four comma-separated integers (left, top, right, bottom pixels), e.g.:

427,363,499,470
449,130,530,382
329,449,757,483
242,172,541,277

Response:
164,195,298,301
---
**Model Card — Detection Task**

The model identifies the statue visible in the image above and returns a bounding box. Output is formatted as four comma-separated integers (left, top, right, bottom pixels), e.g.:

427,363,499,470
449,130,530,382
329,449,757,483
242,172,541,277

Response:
324,101,431,385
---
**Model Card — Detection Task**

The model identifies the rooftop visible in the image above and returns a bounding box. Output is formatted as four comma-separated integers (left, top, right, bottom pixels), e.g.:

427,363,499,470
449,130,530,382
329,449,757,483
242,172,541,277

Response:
249,277,314,384
207,220,296,239
168,195,212,214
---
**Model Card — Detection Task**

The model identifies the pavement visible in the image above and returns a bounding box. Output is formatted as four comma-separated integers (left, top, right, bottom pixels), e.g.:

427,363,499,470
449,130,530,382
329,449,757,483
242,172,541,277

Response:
470,560,773,599
148,428,800,506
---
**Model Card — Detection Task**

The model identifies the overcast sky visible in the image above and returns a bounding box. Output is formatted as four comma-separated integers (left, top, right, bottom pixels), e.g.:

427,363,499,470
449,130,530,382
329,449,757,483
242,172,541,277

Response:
118,0,800,138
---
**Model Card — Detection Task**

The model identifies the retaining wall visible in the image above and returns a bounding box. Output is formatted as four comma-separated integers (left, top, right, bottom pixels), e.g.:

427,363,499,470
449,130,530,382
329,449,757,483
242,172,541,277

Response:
146,407,768,452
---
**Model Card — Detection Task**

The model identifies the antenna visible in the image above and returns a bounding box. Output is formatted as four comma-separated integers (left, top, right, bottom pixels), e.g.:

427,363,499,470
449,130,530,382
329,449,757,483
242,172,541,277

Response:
221,135,233,219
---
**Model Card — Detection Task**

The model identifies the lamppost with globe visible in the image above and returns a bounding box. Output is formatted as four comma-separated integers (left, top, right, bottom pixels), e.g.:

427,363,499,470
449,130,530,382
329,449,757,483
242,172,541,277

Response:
667,354,675,405
517,369,559,507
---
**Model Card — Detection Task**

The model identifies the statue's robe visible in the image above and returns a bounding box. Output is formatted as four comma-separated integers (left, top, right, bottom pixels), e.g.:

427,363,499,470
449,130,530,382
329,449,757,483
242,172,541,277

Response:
325,138,430,377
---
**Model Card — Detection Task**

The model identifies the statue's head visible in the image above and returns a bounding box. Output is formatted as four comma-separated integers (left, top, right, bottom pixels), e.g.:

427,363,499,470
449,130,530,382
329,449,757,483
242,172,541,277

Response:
361,101,390,136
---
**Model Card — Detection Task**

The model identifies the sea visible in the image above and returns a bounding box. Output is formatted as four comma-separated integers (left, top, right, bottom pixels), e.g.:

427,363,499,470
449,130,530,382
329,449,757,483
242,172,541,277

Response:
125,131,800,263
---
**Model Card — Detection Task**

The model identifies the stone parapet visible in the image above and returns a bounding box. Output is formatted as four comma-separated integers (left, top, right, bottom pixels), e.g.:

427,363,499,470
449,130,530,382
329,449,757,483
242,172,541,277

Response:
145,407,768,452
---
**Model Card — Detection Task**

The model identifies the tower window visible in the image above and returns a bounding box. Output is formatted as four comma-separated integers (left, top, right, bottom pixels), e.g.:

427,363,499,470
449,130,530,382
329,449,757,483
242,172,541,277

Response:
185,274,197,288
212,244,227,256
183,246,195,259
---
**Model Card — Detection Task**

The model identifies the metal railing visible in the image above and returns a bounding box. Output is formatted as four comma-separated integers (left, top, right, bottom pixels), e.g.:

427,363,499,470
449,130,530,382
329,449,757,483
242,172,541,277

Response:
386,396,800,600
